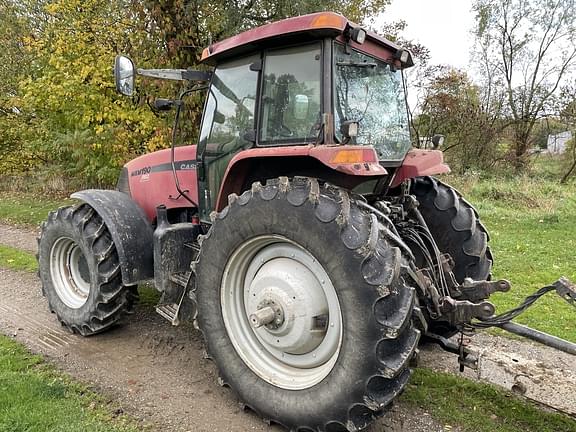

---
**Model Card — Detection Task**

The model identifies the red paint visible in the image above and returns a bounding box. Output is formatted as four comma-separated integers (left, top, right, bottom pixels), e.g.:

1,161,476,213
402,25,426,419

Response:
334,36,399,67
215,145,388,209
224,145,386,178
390,149,451,187
125,146,199,221
201,12,402,64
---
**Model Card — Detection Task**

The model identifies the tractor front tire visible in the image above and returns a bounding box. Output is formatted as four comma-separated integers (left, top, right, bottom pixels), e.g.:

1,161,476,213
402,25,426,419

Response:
38,204,138,336
194,177,419,431
411,176,493,336
411,176,492,282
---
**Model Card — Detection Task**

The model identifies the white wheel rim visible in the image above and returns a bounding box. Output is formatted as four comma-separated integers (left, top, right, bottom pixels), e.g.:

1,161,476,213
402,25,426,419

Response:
221,235,343,390
50,237,91,309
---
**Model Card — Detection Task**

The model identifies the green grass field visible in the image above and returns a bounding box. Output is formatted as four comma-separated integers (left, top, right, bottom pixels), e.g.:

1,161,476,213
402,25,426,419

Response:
443,165,575,342
0,192,73,227
0,335,138,432
0,245,38,272
403,368,576,432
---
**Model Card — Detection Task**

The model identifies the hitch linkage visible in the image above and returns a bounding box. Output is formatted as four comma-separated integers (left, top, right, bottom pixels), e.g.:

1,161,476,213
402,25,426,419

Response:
428,277,576,370
458,278,511,302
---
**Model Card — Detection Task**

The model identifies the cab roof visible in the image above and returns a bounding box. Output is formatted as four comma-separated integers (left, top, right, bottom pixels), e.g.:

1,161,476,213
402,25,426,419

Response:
200,12,410,66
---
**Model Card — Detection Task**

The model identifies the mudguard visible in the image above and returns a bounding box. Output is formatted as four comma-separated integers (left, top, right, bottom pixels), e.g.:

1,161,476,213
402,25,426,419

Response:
71,189,154,286
390,149,451,188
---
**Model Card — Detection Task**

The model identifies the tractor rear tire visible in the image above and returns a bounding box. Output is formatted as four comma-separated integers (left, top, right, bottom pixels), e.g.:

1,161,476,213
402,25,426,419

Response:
194,177,419,431
38,204,138,336
410,176,492,282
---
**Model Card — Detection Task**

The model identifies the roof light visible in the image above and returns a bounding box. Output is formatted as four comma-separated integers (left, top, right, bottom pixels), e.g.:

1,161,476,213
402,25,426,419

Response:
349,27,366,44
311,13,346,29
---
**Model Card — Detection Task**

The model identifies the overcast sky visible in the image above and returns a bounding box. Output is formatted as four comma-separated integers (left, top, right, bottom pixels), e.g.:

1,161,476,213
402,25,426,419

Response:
376,0,476,69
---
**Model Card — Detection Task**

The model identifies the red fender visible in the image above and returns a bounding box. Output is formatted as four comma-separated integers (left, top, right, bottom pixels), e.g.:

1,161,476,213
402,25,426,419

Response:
390,149,450,188
216,145,387,211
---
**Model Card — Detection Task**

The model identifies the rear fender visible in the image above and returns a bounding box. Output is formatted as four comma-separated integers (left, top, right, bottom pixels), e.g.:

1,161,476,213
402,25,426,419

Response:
215,145,388,211
390,149,450,188
71,190,154,285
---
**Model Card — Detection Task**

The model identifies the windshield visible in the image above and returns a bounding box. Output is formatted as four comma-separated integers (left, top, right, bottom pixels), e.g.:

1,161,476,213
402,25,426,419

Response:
334,44,411,161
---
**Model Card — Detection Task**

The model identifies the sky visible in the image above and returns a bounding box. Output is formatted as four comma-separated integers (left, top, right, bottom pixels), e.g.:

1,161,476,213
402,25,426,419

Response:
376,0,476,70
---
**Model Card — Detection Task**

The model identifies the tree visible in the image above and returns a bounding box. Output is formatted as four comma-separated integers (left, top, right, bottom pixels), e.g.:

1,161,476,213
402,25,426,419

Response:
558,83,576,183
473,0,576,167
17,0,163,186
415,67,502,173
5,0,395,188
130,0,393,138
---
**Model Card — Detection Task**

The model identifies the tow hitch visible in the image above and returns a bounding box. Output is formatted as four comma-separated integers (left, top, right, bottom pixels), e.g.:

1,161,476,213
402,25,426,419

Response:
429,277,576,371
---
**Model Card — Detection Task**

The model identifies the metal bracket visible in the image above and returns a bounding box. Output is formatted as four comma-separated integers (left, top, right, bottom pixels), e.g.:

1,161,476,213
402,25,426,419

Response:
459,278,511,302
554,276,576,307
439,297,495,326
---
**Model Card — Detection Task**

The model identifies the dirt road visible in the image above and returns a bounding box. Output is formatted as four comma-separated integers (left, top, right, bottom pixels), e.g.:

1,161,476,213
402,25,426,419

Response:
0,223,449,432
1,223,574,430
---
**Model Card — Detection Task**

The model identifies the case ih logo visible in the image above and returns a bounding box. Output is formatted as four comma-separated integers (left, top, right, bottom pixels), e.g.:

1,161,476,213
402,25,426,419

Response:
131,166,151,177
178,162,196,170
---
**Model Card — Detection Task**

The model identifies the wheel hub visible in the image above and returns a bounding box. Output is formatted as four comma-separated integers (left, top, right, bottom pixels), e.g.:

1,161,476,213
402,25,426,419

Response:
246,256,329,355
50,237,90,309
221,236,343,390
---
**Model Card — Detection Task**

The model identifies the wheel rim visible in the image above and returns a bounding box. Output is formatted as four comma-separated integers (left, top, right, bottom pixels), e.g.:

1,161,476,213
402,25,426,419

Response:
50,237,91,309
221,235,343,390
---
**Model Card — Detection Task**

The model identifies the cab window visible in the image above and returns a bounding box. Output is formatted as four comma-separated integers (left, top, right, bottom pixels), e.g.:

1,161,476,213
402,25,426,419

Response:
259,44,322,144
199,54,259,208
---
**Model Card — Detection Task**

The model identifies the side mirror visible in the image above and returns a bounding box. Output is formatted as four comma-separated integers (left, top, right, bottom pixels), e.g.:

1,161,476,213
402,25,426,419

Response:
293,94,309,120
114,55,135,96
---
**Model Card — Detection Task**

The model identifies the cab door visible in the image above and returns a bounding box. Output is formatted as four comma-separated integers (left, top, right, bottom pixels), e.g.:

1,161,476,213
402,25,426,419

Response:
196,54,260,219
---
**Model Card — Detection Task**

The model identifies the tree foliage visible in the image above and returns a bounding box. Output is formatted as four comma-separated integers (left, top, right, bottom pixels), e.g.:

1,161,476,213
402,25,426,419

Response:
473,0,576,167
414,67,502,173
558,82,576,183
0,0,392,188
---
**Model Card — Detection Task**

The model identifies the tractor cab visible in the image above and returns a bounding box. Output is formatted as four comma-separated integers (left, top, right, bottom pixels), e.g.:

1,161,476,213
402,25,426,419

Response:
114,12,420,220
196,12,415,211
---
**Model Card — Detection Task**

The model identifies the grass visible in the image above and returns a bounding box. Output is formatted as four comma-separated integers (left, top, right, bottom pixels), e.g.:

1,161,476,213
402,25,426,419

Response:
401,368,576,432
442,162,576,342
0,192,71,227
0,334,139,432
0,245,38,272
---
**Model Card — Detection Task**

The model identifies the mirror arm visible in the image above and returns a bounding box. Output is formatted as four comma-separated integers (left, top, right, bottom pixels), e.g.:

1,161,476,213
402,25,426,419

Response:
136,68,211,82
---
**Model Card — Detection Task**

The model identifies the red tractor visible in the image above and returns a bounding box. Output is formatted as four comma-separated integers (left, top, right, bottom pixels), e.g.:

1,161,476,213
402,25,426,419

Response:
37,12,574,432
